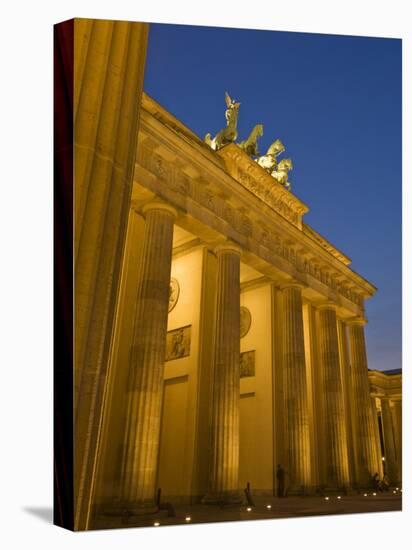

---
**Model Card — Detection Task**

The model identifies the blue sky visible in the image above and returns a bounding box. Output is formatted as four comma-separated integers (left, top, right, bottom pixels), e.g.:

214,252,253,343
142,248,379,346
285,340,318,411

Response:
144,23,402,372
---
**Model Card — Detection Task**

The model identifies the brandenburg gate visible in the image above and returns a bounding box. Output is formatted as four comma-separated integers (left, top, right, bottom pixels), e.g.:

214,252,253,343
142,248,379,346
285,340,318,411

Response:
91,91,401,517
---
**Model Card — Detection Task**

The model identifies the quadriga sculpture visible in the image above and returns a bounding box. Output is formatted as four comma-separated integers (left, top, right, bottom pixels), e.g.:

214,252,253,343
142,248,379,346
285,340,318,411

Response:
256,139,285,172
238,124,263,157
271,158,293,190
205,92,240,151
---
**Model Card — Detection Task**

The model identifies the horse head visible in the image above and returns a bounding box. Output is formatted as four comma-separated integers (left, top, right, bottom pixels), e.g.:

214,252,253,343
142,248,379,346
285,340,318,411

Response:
278,158,293,171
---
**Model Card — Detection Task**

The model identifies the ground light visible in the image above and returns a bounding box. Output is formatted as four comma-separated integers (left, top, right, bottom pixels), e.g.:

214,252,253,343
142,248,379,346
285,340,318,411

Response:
185,516,191,522
153,522,160,527
337,496,341,500
266,505,272,509
324,497,329,501
363,493,368,497
246,507,252,512
373,493,377,496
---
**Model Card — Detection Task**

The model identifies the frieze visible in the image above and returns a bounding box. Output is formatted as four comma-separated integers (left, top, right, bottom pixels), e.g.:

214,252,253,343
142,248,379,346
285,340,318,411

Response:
218,144,308,229
240,214,253,237
237,169,299,227
137,145,363,309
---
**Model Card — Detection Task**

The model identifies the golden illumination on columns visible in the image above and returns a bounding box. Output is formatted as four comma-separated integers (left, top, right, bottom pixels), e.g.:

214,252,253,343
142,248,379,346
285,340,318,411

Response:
121,201,177,509
370,397,384,478
391,400,402,481
281,283,310,493
73,19,148,530
348,318,380,486
380,398,399,482
318,304,350,488
204,243,242,504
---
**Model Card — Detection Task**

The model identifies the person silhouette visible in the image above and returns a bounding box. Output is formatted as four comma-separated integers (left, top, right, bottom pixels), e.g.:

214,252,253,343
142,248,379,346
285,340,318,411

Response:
276,464,285,497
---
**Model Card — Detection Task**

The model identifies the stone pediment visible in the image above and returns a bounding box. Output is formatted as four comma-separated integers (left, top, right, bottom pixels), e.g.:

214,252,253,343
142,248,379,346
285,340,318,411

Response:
218,143,309,230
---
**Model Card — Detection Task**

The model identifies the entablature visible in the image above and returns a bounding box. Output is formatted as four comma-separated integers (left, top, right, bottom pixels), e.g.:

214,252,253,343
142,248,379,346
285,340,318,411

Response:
368,369,402,400
218,144,308,230
134,95,376,316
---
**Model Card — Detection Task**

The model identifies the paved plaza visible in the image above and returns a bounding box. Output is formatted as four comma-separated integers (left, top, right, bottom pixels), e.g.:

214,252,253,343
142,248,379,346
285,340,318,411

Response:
94,492,402,530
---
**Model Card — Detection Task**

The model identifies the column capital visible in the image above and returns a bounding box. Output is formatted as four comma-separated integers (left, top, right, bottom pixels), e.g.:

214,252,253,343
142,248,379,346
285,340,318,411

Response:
142,200,178,219
347,316,368,327
317,300,337,312
278,280,307,291
214,241,242,257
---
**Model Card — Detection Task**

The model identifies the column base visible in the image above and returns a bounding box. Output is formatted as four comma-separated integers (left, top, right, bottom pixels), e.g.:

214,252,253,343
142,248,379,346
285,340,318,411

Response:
202,491,243,506
97,499,159,517
320,485,352,496
91,500,175,529
285,485,318,496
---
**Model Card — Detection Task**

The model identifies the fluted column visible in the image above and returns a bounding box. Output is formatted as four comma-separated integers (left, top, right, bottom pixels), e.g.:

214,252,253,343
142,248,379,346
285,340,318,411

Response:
391,400,402,482
121,202,177,509
204,244,241,503
381,398,399,483
281,283,310,493
73,19,148,530
370,397,384,477
348,319,380,486
318,304,350,488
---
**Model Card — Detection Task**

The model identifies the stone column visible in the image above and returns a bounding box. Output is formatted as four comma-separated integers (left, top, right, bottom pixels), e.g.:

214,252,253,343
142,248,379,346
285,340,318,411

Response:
337,320,356,486
381,398,399,483
318,304,350,489
281,283,310,493
204,244,241,503
73,19,149,530
120,202,177,509
348,319,380,486
370,397,384,478
391,400,402,482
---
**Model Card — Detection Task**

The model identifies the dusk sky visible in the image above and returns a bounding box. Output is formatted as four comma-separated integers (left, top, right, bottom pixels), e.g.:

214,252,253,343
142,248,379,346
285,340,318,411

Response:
143,23,402,372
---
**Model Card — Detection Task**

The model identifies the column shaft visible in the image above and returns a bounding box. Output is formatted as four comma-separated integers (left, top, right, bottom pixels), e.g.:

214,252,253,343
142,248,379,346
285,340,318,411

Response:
348,322,380,486
391,400,402,482
73,19,148,530
370,398,384,478
318,307,349,488
282,285,310,492
381,398,399,483
121,204,176,508
205,246,241,503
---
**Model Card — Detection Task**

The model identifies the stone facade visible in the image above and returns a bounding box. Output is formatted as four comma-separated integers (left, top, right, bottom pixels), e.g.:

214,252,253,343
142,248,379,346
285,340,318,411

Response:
89,93,402,522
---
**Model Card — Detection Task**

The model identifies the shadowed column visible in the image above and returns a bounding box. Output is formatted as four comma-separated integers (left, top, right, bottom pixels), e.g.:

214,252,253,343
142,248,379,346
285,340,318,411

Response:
318,304,350,489
121,202,177,510
73,18,148,531
391,400,402,482
370,397,384,478
348,319,380,487
380,398,398,481
204,244,241,504
281,283,310,493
